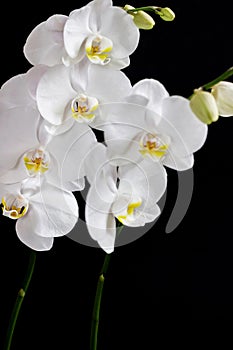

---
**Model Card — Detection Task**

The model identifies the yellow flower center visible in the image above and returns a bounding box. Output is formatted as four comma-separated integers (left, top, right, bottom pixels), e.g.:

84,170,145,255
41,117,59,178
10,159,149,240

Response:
71,93,99,123
139,133,169,159
1,194,29,220
85,35,113,65
23,148,50,176
117,200,142,224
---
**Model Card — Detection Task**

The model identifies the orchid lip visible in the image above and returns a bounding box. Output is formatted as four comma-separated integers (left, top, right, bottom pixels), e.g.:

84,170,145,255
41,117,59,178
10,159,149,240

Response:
117,199,142,224
71,93,99,123
1,193,29,220
112,192,142,225
85,34,113,65
139,132,169,160
23,148,50,176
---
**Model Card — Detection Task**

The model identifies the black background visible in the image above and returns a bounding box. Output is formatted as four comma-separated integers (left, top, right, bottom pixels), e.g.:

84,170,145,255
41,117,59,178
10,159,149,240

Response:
0,0,233,349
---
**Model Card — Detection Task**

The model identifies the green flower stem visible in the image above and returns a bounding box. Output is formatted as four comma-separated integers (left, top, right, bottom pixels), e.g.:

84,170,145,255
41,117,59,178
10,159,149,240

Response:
90,224,124,350
90,253,111,350
4,249,37,350
202,66,233,90
126,6,159,13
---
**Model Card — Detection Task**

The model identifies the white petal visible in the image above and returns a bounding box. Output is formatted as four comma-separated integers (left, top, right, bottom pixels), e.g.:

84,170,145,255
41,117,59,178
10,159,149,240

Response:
0,107,40,170
163,152,194,171
62,178,85,192
16,219,54,251
37,64,77,125
107,56,130,70
84,143,118,205
100,103,158,166
26,65,48,100
97,233,116,254
0,70,35,109
124,93,149,107
64,5,91,59
46,122,97,186
69,59,90,92
88,0,113,32
139,203,161,225
0,157,28,184
159,96,208,157
105,128,141,166
44,118,75,136
100,7,139,59
85,183,116,253
119,159,167,204
0,183,21,200
27,181,79,238
99,101,158,130
87,64,132,102
24,15,68,66
132,79,169,115
123,203,161,227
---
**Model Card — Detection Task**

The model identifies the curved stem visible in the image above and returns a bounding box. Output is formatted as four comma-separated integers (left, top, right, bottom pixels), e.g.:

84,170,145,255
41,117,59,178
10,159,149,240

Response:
4,249,37,350
202,66,233,90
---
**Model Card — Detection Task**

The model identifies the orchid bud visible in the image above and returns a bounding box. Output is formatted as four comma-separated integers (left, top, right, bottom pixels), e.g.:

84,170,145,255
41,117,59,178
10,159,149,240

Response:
190,90,219,124
211,81,233,117
124,4,155,30
153,7,175,21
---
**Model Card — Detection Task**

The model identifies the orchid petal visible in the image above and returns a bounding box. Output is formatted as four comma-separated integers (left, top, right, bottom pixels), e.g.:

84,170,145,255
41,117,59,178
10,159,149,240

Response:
0,157,28,184
24,181,79,238
131,79,169,116
0,107,40,170
119,159,167,205
84,143,117,198
24,15,68,66
88,0,113,32
87,64,132,102
85,181,116,253
37,64,77,125
16,219,54,251
100,7,139,59
163,152,194,171
64,5,92,59
46,122,97,186
159,96,208,157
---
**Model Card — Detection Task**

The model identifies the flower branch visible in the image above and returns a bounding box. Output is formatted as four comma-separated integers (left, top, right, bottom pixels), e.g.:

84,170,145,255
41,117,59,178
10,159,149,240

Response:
90,253,112,350
201,66,233,91
4,250,36,350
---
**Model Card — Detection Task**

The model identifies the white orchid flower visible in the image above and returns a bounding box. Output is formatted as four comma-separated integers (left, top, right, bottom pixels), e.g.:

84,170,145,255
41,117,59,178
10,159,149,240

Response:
24,0,139,69
84,143,167,253
36,61,132,128
0,177,78,251
100,79,208,171
0,66,97,191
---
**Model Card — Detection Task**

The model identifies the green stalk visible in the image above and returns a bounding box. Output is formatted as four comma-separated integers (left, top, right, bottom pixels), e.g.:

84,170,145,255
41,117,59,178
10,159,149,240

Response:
90,253,111,350
90,224,124,350
202,66,233,90
126,6,158,13
4,250,37,350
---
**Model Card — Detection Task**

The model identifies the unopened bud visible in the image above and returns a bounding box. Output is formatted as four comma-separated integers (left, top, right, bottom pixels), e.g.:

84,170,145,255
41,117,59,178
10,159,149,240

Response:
211,81,233,117
190,90,219,124
153,7,175,21
124,4,155,29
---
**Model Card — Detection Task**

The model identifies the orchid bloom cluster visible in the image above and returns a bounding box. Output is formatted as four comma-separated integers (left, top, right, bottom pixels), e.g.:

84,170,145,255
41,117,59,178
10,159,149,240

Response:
0,0,232,254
